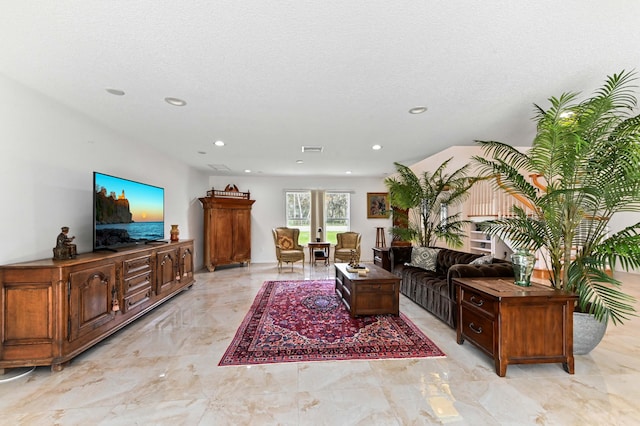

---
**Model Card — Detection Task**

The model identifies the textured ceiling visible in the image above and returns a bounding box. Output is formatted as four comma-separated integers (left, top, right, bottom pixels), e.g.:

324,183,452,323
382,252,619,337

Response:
2,1,640,177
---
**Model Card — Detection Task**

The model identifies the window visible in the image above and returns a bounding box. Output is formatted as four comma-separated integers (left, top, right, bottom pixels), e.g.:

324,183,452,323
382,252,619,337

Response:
285,190,351,245
286,191,311,245
325,192,350,244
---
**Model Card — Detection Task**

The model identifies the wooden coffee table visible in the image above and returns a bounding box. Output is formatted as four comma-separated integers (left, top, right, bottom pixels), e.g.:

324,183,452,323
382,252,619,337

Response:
453,277,577,377
334,263,400,317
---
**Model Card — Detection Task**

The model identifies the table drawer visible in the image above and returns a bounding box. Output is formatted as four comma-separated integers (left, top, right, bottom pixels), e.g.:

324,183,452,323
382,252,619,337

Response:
461,288,496,318
123,286,153,313
355,292,397,315
123,255,152,277
460,307,494,355
124,271,152,294
357,282,397,293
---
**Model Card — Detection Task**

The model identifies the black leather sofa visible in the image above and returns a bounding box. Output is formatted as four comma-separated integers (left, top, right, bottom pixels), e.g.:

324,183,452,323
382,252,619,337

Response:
390,246,514,328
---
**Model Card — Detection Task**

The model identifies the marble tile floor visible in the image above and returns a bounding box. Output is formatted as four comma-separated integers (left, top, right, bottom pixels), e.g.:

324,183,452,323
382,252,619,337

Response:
1,263,639,425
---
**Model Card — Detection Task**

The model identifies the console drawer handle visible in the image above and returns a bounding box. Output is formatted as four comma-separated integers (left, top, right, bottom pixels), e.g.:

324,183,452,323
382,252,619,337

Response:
470,295,484,307
469,322,483,334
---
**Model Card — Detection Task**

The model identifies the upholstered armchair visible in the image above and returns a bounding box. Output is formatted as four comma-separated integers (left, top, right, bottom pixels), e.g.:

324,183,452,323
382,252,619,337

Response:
272,227,305,271
334,232,361,264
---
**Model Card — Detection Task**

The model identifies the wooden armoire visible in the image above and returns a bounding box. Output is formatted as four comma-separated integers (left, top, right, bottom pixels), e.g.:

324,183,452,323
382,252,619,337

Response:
199,186,255,271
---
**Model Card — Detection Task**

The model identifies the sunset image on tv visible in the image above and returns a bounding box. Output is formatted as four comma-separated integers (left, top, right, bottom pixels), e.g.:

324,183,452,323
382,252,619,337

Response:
94,172,165,249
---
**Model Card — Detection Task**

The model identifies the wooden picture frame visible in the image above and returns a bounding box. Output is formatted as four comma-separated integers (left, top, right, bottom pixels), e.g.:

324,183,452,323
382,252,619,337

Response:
367,192,390,218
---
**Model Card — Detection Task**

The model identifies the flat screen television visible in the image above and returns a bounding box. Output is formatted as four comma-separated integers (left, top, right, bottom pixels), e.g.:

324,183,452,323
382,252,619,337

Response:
93,172,165,251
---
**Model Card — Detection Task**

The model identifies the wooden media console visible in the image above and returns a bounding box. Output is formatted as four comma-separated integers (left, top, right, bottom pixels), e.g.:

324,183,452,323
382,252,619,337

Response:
0,240,194,372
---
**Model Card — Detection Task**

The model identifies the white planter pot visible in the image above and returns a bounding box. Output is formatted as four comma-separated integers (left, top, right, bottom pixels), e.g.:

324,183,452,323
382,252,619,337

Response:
573,312,607,355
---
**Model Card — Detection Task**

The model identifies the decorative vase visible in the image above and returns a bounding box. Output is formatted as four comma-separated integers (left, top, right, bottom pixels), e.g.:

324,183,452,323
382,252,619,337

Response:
573,312,607,355
170,224,180,241
511,248,535,286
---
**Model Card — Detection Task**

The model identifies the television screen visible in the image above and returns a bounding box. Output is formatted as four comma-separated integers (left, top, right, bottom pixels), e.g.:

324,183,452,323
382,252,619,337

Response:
93,172,165,250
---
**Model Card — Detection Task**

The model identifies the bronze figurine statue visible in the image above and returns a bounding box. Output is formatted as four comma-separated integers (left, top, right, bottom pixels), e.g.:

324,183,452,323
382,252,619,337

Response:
53,226,77,260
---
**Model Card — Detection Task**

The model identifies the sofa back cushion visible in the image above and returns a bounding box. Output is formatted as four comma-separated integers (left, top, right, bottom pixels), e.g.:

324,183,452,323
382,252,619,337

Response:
436,248,482,273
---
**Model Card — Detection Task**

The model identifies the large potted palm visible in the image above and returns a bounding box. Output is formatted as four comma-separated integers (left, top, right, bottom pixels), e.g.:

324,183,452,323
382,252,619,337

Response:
474,71,640,353
384,158,475,248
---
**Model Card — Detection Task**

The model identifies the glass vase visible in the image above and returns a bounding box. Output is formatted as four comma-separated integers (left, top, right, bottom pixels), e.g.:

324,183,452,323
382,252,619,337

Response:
511,248,535,287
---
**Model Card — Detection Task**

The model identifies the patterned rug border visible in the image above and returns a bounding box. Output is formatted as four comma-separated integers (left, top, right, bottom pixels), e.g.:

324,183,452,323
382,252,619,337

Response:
218,279,446,366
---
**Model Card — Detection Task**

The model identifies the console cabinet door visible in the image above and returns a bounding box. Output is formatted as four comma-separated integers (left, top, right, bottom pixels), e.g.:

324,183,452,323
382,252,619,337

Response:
68,264,117,342
156,248,179,296
0,268,60,363
179,246,194,285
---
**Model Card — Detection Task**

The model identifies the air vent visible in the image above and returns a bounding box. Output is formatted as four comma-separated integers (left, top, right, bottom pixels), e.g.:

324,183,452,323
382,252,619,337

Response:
302,146,324,153
208,164,231,172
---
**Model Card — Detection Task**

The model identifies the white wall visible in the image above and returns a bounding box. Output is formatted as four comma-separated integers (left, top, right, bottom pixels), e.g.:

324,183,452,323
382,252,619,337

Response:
208,175,391,263
10,71,630,273
0,74,209,267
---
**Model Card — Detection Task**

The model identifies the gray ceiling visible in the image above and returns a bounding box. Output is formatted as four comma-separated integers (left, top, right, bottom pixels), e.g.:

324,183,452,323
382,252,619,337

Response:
2,2,639,177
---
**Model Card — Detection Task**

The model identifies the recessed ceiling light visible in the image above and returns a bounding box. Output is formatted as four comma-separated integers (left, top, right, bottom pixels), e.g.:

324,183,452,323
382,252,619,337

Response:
165,97,187,106
214,140,225,147
244,169,251,173
372,144,382,150
296,160,304,164
345,171,352,174
106,88,125,96
409,106,428,114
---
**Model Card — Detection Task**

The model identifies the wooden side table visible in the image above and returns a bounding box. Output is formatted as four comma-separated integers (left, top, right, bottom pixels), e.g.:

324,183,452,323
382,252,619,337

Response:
453,277,577,377
372,247,391,271
308,242,330,266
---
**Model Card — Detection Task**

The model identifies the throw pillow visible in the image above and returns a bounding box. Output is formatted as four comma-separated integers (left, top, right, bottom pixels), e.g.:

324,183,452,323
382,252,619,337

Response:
278,236,294,250
469,254,493,265
406,247,440,271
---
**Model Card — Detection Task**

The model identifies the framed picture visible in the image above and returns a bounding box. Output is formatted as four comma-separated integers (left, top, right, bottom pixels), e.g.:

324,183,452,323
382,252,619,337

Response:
367,192,390,219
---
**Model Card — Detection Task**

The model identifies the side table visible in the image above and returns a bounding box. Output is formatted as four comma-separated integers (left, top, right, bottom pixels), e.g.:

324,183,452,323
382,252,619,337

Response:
372,247,391,271
454,277,577,377
308,242,330,266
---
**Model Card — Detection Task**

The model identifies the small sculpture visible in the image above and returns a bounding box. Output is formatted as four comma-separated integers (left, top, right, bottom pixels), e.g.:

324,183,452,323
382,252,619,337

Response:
53,226,77,260
348,249,358,268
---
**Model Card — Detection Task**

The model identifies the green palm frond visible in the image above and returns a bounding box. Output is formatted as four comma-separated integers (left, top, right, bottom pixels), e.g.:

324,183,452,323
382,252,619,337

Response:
385,158,475,248
475,70,640,325
569,261,636,325
592,225,640,271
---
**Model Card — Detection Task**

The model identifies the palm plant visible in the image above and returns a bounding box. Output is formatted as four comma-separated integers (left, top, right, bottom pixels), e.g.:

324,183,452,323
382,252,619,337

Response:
384,158,475,248
474,70,640,325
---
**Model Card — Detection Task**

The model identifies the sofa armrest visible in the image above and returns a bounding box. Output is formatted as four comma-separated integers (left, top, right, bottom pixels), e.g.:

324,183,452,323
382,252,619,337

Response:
447,263,514,300
389,246,412,273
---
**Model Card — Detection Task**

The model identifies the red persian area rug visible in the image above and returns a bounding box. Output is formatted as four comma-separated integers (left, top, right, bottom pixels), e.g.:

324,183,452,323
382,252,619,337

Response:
219,279,445,366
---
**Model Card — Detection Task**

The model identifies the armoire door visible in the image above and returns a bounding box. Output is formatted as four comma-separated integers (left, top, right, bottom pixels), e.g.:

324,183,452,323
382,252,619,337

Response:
212,208,234,264
232,209,251,261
